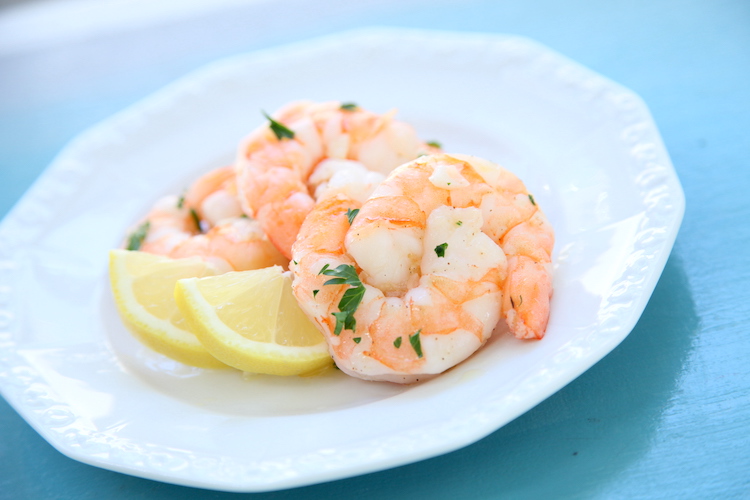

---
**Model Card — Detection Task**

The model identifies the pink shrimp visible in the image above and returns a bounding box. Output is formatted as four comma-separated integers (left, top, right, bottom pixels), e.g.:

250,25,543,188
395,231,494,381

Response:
127,166,287,272
234,100,440,258
290,153,554,383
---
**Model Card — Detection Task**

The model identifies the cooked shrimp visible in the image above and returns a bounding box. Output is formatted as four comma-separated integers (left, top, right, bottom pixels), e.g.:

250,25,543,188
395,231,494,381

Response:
290,153,554,383
235,100,440,258
127,166,288,271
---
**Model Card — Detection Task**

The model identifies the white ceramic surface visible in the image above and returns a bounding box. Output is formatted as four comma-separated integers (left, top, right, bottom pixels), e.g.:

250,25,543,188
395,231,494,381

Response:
0,28,684,492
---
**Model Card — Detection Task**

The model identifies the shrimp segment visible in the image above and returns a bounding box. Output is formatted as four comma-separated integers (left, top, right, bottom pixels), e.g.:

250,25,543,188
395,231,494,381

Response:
235,100,439,258
131,166,287,272
291,154,554,383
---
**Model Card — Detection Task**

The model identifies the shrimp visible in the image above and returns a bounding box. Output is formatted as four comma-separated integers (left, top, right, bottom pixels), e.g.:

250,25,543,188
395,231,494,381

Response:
290,153,554,383
234,100,440,258
128,166,288,272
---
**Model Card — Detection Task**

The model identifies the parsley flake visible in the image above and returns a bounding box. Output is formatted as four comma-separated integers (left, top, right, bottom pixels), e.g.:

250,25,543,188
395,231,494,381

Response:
409,329,423,358
126,221,150,251
353,337,362,344
346,208,360,225
456,220,463,226
313,289,319,297
262,111,295,140
176,194,185,209
190,208,203,233
321,264,365,335
318,263,330,275
332,310,356,336
426,140,442,149
529,194,536,206
321,264,361,286
435,242,448,258
393,336,402,348
340,102,358,111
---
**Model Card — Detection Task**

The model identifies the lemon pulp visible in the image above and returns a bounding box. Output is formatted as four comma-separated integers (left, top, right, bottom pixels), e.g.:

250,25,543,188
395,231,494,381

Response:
108,249,227,368
174,266,331,376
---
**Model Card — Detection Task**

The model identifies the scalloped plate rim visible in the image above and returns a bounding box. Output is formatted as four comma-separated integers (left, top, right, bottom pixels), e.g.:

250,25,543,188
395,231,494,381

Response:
0,27,684,492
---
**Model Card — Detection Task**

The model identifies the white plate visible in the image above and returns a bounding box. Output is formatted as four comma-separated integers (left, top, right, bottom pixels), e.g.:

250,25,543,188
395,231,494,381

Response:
0,28,684,492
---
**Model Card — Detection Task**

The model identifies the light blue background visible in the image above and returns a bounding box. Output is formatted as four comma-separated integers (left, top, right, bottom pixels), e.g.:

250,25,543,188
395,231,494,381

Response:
1,0,748,498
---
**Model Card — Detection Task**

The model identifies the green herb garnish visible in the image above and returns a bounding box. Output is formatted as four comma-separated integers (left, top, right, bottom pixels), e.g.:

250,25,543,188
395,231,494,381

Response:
313,289,319,297
263,111,295,140
409,329,423,358
340,102,358,111
529,194,536,206
426,140,442,149
176,194,185,209
321,264,365,336
510,295,523,308
318,263,330,275
353,337,362,344
320,263,361,286
346,208,360,225
393,336,402,348
126,221,150,251
190,208,202,233
456,220,463,226
434,242,448,258
331,311,356,336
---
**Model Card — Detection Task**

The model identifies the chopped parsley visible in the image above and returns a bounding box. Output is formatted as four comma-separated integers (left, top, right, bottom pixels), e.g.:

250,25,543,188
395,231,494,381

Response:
426,140,442,149
346,208,360,225
409,329,423,358
340,102,358,111
313,289,319,297
434,242,448,258
320,263,360,286
393,336,402,348
126,221,150,251
321,264,366,336
262,111,295,140
456,220,463,226
189,208,203,233
353,337,362,344
528,194,536,206
176,194,185,209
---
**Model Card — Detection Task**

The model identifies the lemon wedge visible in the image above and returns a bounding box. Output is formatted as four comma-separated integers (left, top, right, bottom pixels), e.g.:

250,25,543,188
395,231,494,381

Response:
174,266,332,376
108,249,228,368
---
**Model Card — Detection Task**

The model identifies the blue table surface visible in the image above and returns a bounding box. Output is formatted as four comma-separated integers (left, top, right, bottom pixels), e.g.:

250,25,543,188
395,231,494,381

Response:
1,0,749,498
